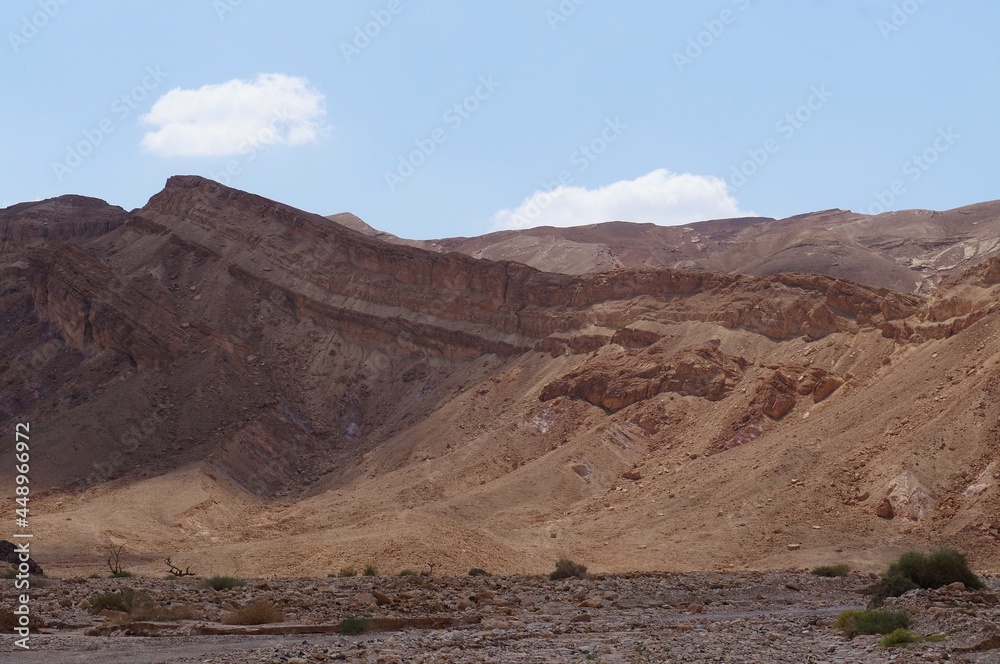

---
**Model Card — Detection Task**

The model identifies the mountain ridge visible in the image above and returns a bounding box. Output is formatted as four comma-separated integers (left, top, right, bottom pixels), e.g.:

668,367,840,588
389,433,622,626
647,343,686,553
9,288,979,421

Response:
333,200,1000,294
2,176,998,577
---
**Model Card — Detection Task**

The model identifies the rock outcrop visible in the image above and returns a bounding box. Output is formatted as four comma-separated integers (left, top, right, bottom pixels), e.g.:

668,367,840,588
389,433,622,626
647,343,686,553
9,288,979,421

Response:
0,195,127,255
540,343,747,412
27,244,186,368
746,365,845,421
0,540,43,575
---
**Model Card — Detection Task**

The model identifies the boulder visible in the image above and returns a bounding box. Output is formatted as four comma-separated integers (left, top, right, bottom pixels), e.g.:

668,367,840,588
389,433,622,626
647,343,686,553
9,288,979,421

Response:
0,540,43,575
875,497,895,519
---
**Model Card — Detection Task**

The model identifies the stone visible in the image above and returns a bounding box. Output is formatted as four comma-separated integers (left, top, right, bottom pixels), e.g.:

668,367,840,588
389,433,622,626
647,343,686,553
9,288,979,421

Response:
0,540,44,575
480,618,510,630
97,609,130,624
353,593,378,607
875,497,895,519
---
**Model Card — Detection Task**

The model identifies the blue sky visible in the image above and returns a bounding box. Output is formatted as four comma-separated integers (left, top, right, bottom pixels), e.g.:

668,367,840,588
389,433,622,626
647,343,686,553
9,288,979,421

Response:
2,1,998,239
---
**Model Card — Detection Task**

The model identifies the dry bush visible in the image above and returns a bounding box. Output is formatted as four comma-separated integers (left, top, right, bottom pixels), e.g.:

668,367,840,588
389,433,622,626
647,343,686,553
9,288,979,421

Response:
221,598,285,625
205,575,246,590
812,563,851,577
0,608,43,630
88,587,152,614
131,602,202,621
0,608,15,631
549,558,588,581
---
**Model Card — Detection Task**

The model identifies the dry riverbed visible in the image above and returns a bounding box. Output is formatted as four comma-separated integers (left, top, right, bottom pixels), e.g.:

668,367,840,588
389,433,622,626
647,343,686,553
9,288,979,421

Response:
2,572,998,662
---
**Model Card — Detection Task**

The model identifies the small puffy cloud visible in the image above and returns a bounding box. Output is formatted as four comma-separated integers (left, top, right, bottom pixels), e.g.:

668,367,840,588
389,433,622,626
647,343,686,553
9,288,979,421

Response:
140,73,328,157
491,169,752,230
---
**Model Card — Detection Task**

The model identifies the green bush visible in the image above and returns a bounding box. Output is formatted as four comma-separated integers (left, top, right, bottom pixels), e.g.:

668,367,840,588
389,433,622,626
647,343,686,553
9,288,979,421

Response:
833,609,910,638
338,566,357,578
363,565,377,577
339,616,373,635
468,568,490,577
880,628,918,647
109,570,134,578
812,564,850,577
894,549,984,589
204,576,246,591
869,548,984,607
869,570,919,608
88,587,151,615
549,558,588,581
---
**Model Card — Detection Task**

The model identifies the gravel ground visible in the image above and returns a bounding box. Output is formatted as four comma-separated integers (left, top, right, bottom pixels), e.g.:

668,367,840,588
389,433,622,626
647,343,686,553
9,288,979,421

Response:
2,572,998,662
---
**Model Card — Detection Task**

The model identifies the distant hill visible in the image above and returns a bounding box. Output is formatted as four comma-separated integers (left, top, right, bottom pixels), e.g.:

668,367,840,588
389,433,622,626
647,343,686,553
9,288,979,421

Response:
334,203,1000,294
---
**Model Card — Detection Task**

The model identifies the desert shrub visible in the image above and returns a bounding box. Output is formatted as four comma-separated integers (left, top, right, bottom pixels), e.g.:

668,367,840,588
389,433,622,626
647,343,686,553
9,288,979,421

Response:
204,576,246,591
833,609,910,638
893,549,983,589
338,566,357,578
468,568,490,577
868,570,919,608
363,565,377,577
27,575,51,588
109,570,134,578
221,598,284,625
88,587,152,615
880,628,918,647
925,633,947,643
0,609,14,630
2,569,18,579
340,615,373,635
869,548,984,607
132,602,202,621
811,564,850,577
397,569,416,577
549,558,588,581
0,608,43,630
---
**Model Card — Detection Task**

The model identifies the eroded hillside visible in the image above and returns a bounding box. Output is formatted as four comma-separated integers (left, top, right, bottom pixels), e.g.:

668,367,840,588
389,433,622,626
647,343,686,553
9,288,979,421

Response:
1,176,997,577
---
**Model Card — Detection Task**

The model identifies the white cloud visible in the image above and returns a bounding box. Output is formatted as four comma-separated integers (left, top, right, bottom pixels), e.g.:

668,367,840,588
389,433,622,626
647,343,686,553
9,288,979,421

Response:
490,169,753,230
139,73,329,158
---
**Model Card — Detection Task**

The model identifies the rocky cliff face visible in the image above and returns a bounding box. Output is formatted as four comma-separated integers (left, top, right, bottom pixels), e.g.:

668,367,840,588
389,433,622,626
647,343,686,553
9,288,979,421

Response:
2,177,999,577
0,196,127,256
18,176,923,372
27,244,186,368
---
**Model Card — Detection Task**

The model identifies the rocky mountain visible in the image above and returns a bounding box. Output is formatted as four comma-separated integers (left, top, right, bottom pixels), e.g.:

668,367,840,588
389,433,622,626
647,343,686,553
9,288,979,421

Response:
365,203,1000,294
1,176,998,578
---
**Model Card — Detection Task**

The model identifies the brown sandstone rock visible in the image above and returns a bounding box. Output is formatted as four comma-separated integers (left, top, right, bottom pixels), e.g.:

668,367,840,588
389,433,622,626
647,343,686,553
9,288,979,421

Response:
540,343,746,412
875,498,895,519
